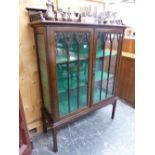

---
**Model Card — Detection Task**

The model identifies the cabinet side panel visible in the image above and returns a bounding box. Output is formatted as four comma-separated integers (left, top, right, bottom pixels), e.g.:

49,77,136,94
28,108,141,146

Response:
36,33,51,114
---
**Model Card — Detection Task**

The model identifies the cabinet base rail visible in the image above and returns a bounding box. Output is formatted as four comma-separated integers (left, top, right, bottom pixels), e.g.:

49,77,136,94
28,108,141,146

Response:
42,96,118,152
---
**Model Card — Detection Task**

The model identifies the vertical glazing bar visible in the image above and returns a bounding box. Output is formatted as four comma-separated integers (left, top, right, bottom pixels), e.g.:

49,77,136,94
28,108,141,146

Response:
64,33,71,113
99,33,107,101
86,41,90,105
85,33,89,105
112,33,120,94
77,34,80,109
113,32,124,95
105,33,113,98
66,45,70,113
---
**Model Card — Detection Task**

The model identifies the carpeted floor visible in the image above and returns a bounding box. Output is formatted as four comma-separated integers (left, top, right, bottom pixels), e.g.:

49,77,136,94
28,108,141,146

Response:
31,100,134,155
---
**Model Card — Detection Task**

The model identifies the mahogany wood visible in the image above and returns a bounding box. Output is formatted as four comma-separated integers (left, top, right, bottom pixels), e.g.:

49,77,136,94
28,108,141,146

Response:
113,33,125,95
29,20,126,29
111,99,117,119
45,28,59,121
28,18,126,152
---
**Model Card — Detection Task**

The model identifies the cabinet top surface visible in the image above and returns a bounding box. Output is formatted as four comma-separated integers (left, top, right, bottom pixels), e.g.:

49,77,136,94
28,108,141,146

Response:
29,20,127,29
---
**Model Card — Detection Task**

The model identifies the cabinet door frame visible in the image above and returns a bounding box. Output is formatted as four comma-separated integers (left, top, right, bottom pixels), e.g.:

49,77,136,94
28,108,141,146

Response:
91,27,125,106
47,26,94,120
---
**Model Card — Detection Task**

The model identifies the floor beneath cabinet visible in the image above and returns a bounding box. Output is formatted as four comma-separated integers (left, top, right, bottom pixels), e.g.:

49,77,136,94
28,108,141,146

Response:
31,100,134,155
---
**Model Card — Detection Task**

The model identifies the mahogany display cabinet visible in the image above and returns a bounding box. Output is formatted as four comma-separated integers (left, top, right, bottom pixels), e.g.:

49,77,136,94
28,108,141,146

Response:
28,13,126,152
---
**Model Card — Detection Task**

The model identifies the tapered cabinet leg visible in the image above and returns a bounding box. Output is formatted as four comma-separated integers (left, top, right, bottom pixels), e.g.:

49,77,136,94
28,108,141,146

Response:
42,109,47,133
43,120,47,133
52,127,58,152
111,100,117,119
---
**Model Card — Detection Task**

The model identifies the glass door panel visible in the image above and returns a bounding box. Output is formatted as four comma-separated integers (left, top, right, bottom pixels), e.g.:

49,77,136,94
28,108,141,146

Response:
57,63,69,115
93,32,119,104
55,32,90,116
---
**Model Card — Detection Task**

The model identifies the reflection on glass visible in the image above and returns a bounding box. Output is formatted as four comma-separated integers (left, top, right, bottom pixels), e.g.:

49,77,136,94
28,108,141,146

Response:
107,54,117,96
55,32,89,116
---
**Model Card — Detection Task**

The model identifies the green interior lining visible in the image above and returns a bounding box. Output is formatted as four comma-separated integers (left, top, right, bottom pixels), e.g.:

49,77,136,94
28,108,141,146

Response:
58,70,113,116
58,87,112,116
56,47,115,116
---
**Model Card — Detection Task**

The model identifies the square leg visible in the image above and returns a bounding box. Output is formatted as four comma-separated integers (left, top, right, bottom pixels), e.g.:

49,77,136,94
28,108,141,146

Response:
42,108,47,133
111,99,117,119
52,127,58,152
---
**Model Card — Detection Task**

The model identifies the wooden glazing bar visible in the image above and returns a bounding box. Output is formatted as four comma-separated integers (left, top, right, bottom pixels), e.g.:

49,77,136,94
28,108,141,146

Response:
64,32,71,113
111,34,120,94
77,33,80,109
105,33,113,98
67,46,70,113
113,32,124,95
92,33,98,104
84,32,89,106
86,41,90,105
99,32,107,101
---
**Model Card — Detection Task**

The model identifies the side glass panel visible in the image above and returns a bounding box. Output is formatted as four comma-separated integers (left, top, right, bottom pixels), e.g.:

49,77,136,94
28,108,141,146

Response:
55,32,89,116
93,32,119,104
36,34,51,113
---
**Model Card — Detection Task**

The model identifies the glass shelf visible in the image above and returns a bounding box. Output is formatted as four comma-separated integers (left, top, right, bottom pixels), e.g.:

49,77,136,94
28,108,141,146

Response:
56,49,88,64
56,49,117,64
96,49,117,58
56,40,89,64
56,55,88,64
57,70,113,93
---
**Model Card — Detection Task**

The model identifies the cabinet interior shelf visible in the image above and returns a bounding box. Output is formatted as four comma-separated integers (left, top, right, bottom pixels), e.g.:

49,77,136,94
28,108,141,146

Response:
57,70,113,93
96,49,117,58
56,56,88,64
56,50,117,64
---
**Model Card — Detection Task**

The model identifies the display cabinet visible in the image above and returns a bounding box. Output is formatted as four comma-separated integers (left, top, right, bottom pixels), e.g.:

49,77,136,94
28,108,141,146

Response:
27,11,126,152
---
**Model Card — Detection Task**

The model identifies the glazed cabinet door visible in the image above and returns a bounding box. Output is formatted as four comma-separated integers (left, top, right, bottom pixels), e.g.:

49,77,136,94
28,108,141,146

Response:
50,27,93,117
92,28,124,104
